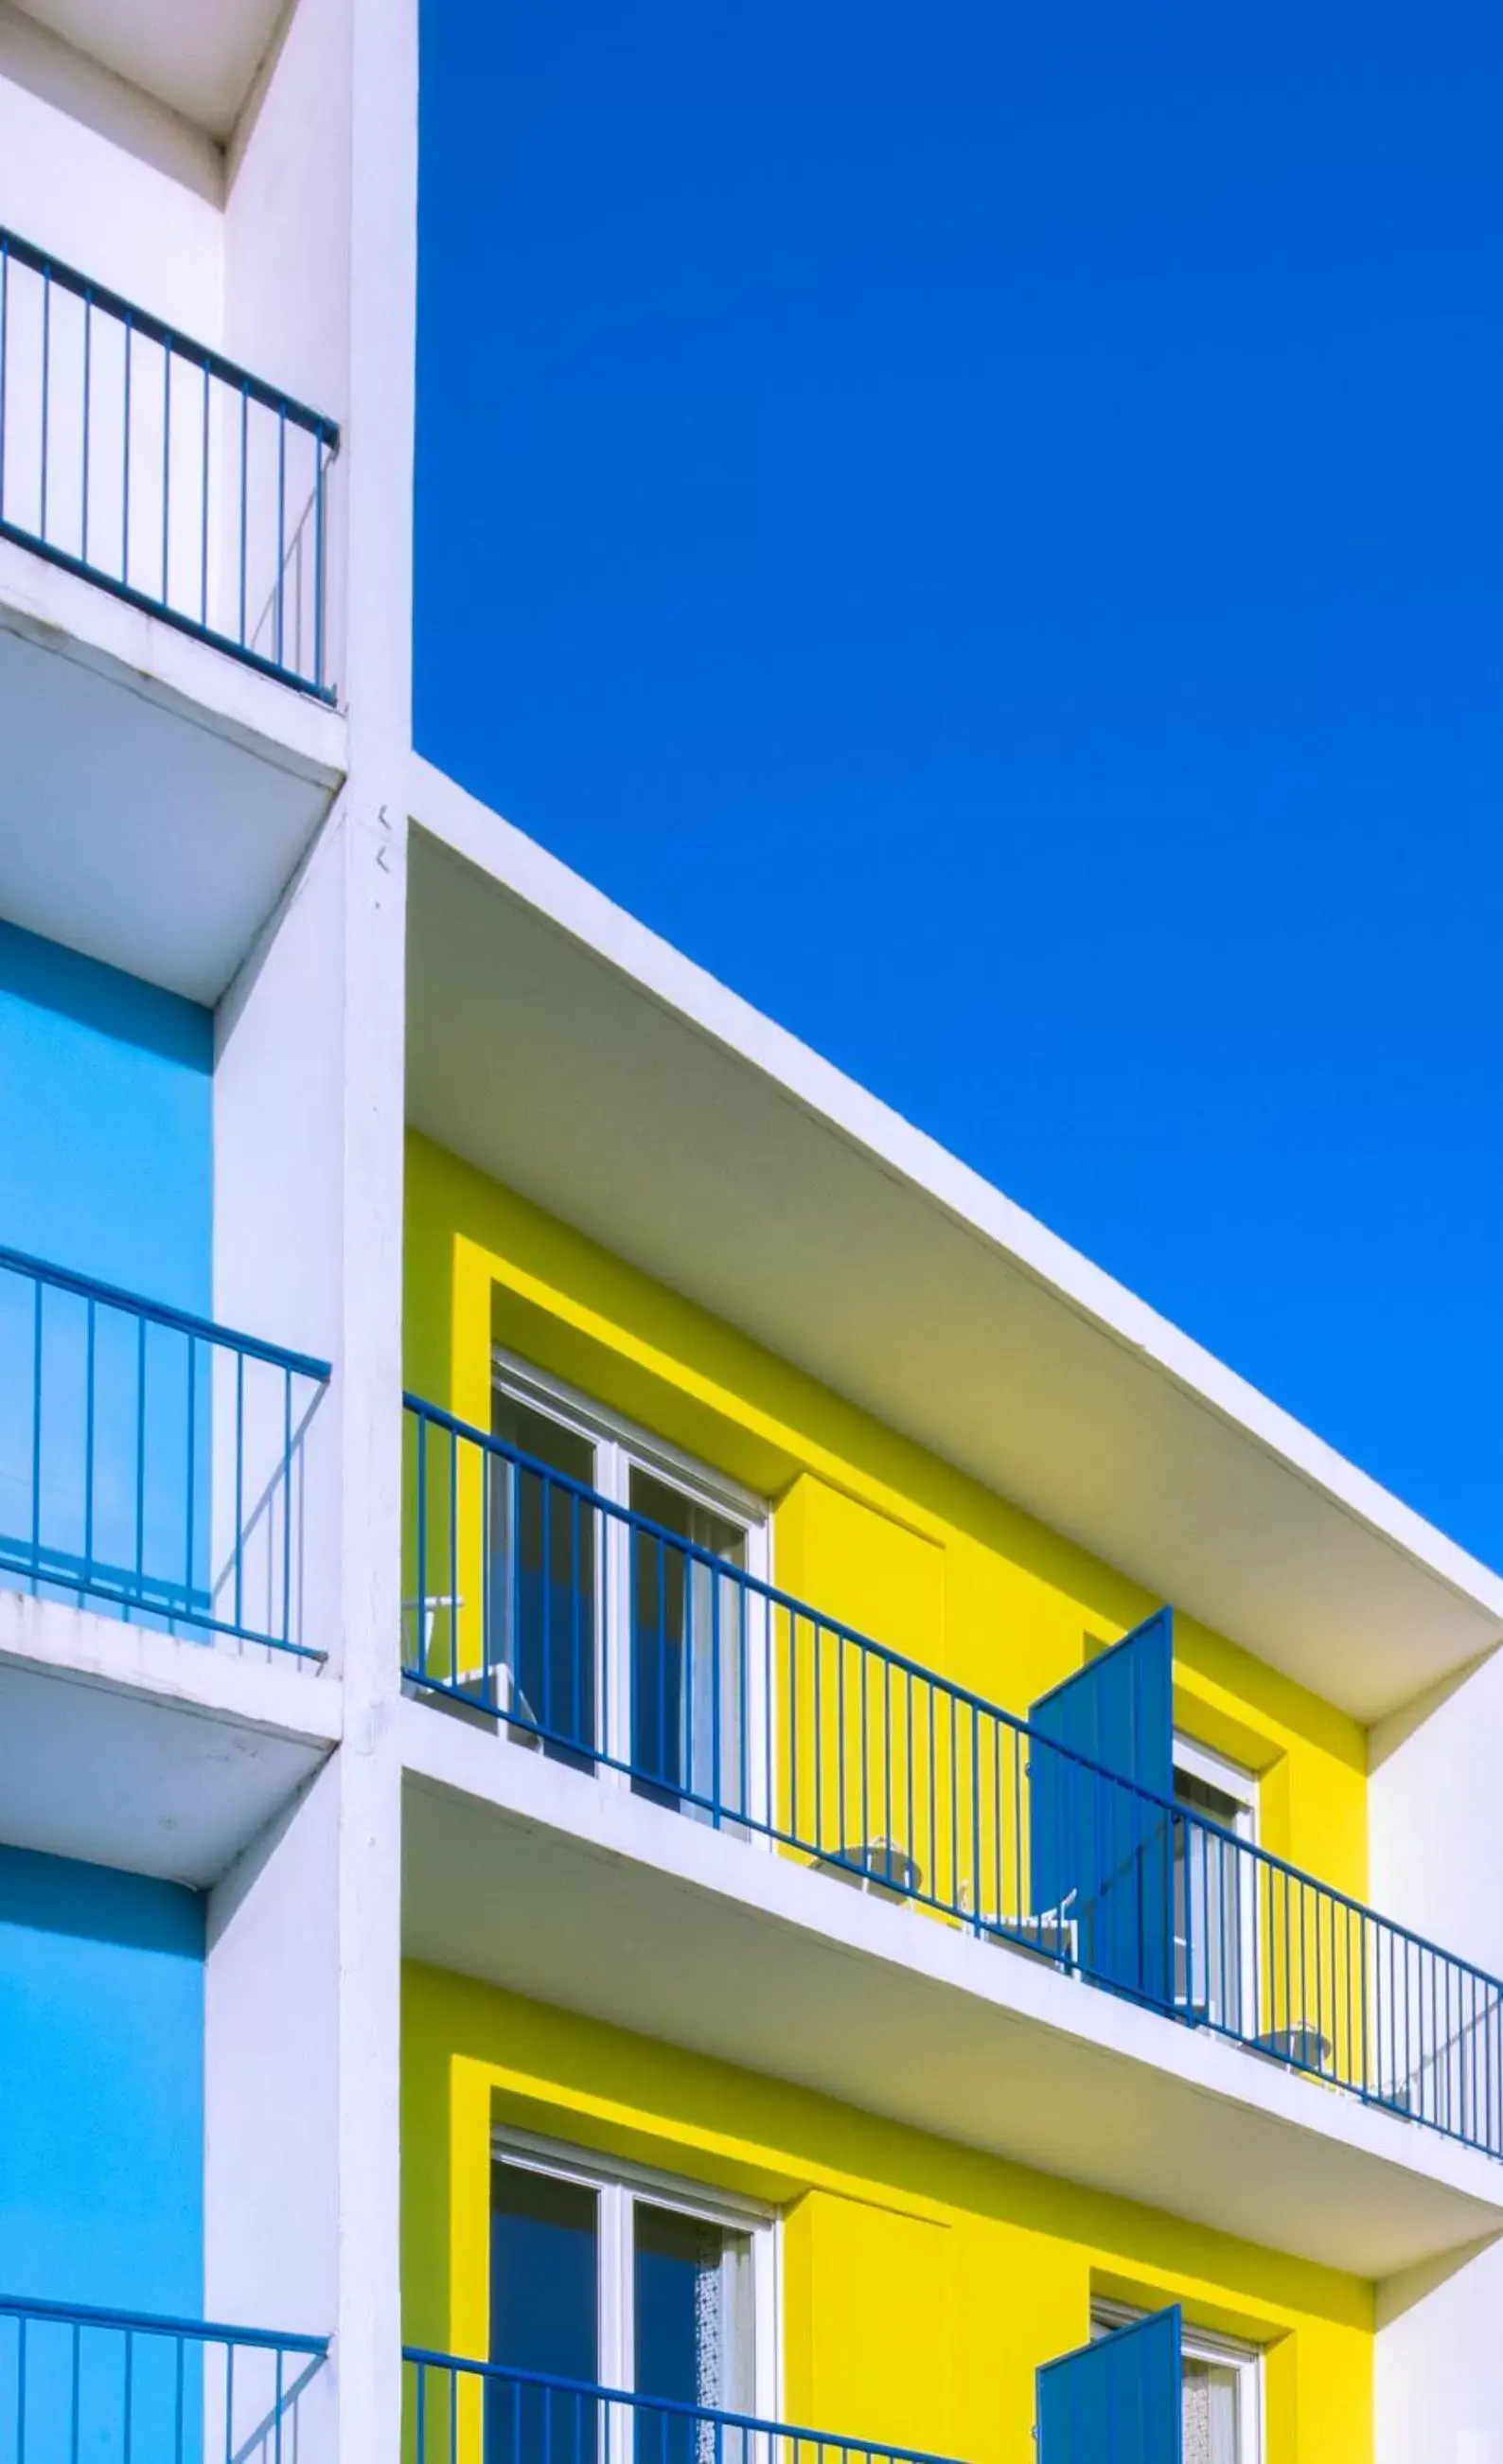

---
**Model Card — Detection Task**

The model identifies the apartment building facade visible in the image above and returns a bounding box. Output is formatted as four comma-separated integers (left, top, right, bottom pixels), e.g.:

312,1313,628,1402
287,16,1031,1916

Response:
1,7,1501,2462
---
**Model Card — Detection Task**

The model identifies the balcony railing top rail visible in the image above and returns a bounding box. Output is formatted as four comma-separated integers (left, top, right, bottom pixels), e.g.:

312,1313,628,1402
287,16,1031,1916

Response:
3,2289,328,2464
404,2349,969,2464
404,1392,1503,2161
1,1246,333,1387
0,2292,327,2357
0,225,340,700
1,1246,332,1661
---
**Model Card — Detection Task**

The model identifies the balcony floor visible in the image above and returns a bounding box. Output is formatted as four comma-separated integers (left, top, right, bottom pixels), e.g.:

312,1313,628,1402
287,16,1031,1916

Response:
400,1696,1503,2281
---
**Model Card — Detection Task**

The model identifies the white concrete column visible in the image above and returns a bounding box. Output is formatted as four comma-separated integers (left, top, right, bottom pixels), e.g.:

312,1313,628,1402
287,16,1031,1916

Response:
1371,1649,1503,2462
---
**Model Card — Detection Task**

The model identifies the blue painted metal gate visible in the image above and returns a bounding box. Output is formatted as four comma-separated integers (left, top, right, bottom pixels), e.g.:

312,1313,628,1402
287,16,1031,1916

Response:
1035,2305,1183,2464
1030,1608,1176,2008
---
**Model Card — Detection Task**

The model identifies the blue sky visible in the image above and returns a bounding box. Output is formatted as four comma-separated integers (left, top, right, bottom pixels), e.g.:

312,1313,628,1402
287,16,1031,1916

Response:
416,0,1503,1565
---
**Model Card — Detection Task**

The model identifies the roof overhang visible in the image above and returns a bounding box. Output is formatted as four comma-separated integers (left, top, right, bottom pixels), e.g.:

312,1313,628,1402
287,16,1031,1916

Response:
8,0,285,143
405,756,1503,1726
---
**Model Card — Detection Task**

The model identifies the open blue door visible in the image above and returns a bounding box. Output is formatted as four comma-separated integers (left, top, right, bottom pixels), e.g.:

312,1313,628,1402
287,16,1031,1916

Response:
1036,2306,1183,2464
1030,1608,1176,2008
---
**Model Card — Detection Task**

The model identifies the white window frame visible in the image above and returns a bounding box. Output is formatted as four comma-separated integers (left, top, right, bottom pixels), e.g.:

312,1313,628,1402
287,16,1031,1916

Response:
1091,2300,1262,2462
491,2123,781,2421
1172,1733,1259,2038
491,1351,773,1832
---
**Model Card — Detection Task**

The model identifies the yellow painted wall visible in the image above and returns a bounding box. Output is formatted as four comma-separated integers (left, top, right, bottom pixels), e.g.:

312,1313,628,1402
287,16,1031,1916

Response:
403,1130,1368,1896
402,1964,1373,2464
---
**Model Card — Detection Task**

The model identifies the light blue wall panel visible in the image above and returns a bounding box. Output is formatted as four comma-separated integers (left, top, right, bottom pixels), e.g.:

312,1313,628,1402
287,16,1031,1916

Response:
0,925,215,1608
0,1845,204,2311
0,920,212,1309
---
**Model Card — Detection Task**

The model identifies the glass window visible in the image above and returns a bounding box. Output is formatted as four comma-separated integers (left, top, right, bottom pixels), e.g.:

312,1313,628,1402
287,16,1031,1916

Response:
489,1394,599,1763
1173,1745,1256,2035
489,2139,771,2428
634,2202,755,2412
630,1470,751,1820
1182,2354,1243,2464
488,1358,770,1823
490,2158,599,2380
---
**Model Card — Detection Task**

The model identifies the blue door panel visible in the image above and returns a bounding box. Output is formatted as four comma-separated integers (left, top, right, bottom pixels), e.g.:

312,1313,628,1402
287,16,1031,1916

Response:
1036,2305,1183,2464
1030,1609,1176,2008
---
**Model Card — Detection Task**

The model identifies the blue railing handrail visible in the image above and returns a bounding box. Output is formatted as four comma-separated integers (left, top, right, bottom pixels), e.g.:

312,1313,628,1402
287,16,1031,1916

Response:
0,2292,327,2356
401,1392,1503,2011
403,2350,967,2464
3,1244,332,1385
0,229,339,446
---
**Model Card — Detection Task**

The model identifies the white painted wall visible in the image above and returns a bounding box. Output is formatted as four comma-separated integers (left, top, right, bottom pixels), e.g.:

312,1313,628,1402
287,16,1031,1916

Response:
211,786,407,2464
1376,2239,1503,2464
214,814,349,1665
0,8,222,332
204,1761,343,2351
1371,1650,1503,2462
223,0,353,694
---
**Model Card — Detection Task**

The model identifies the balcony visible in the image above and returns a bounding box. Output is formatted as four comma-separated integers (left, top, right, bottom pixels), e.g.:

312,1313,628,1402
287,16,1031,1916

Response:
401,1396,1502,2163
0,229,338,701
1,2295,327,2464
403,2330,1196,2464
0,1247,338,1886
404,2353,966,2464
1,1245,329,1657
400,1395,1503,2272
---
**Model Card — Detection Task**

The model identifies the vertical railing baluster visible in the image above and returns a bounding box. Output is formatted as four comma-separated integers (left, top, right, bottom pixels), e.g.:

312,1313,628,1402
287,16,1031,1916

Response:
275,400,286,668
185,1330,197,1630
282,1361,293,1648
238,382,249,645
313,428,327,690
82,1294,97,1591
122,310,133,584
710,1546,722,1825
162,337,171,602
969,1703,981,1936
81,292,92,562
882,1656,893,1870
134,1310,147,1603
201,361,211,626
233,1346,245,1635
39,262,49,540
29,1258,43,1578
448,1428,459,1691
0,235,9,515
858,1640,868,1856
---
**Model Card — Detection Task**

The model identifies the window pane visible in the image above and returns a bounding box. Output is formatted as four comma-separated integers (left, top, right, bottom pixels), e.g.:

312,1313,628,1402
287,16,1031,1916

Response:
490,2159,600,2380
629,1472,750,1820
633,2203,754,2416
1182,2358,1241,2464
1173,1766,1248,2034
490,1396,598,1759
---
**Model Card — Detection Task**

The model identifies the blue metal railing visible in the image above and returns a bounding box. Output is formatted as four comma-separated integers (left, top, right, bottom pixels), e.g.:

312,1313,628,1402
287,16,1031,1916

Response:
404,2352,968,2464
0,1246,331,1659
0,229,339,700
0,2295,327,2464
403,1393,1503,2161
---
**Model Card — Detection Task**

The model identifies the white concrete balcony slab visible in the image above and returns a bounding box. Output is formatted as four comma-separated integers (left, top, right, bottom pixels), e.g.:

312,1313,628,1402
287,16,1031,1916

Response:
0,1585,340,1886
0,540,345,1002
399,1701,1503,2282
